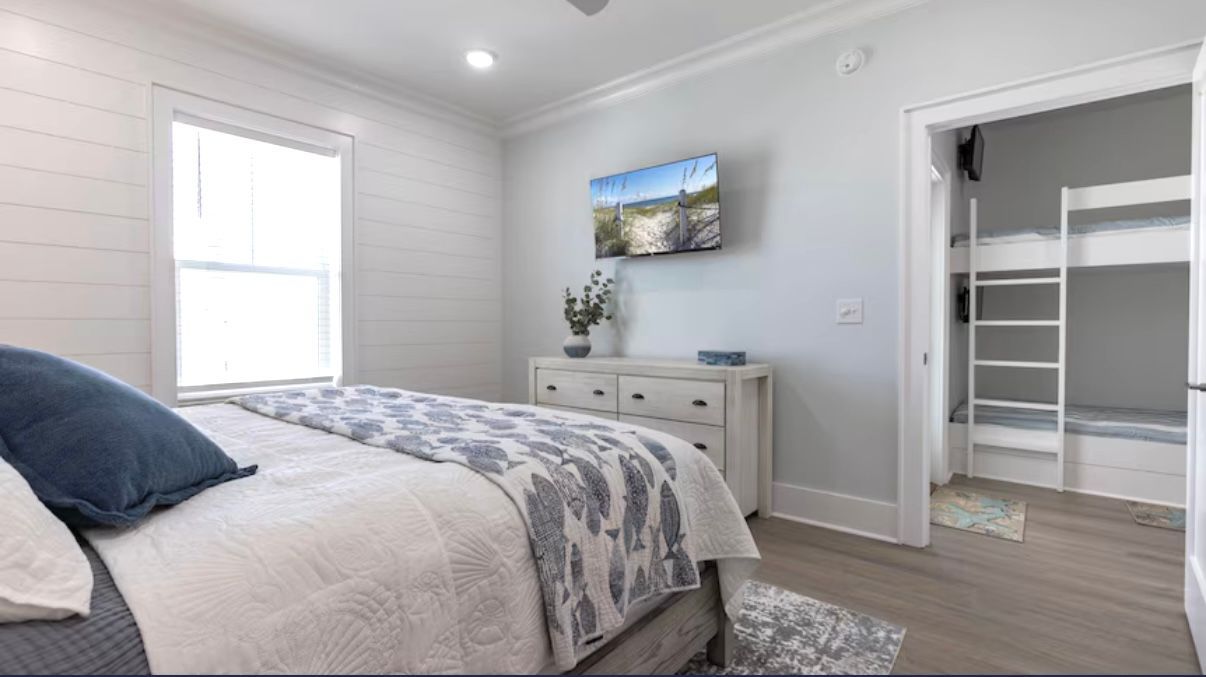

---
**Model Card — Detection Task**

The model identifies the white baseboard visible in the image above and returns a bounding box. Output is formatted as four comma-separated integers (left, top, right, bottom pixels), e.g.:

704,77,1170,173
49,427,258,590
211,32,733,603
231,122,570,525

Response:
771,482,899,543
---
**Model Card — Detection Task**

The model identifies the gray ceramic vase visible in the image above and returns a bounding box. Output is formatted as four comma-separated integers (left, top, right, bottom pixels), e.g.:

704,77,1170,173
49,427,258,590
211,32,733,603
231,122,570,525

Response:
563,334,591,358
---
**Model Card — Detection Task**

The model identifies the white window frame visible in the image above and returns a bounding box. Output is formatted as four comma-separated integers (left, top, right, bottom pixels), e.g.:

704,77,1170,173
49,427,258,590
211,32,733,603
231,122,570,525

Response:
150,86,356,406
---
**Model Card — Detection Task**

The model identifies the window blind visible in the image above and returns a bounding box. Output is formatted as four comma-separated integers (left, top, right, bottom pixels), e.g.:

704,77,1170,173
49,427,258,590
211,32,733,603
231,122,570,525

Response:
171,120,341,392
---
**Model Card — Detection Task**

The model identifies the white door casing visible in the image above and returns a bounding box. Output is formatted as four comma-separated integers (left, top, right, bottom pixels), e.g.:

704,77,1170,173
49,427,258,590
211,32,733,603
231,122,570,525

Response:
1184,37,1206,673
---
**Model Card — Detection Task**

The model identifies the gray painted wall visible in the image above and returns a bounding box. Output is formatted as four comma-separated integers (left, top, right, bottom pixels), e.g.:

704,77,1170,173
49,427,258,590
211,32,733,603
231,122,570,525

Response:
501,1,1206,505
962,86,1191,236
968,266,1189,410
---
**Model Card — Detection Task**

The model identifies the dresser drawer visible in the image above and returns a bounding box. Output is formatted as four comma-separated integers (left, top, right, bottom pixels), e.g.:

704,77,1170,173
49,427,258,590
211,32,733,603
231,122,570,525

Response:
618,376,725,426
620,414,725,470
536,369,618,412
541,404,619,421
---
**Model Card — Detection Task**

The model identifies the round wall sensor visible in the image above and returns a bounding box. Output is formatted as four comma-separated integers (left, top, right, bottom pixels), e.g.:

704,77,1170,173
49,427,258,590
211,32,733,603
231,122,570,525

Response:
835,48,865,76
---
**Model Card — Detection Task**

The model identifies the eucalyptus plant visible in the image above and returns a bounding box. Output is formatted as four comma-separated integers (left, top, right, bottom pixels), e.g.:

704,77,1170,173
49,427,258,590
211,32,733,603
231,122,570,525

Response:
563,270,614,336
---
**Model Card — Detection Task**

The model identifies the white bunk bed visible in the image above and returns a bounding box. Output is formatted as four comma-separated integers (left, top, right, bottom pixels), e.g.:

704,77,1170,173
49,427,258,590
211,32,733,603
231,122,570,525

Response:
951,174,1190,507
948,403,1187,505
949,175,1191,273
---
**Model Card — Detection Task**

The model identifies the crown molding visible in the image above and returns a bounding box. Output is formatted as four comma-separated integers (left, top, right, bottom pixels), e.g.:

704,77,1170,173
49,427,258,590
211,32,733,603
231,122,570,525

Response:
32,0,928,139
502,0,929,138
89,0,500,137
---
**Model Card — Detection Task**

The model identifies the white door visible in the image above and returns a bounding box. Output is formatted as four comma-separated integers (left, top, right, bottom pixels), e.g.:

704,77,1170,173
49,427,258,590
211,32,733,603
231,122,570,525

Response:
1186,38,1206,672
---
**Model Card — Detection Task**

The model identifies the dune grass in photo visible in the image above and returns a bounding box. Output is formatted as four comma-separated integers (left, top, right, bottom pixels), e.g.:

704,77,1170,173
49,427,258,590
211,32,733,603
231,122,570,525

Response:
592,155,720,258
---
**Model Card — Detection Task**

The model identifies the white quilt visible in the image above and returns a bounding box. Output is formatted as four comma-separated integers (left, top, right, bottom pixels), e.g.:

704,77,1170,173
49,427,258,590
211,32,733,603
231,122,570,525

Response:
83,402,759,674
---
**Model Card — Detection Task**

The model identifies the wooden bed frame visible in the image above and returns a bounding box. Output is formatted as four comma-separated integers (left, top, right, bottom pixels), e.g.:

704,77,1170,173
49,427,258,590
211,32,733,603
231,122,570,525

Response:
569,565,733,675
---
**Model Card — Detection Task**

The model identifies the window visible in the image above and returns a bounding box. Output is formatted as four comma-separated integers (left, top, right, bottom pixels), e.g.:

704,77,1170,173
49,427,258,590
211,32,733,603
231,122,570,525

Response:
152,90,353,404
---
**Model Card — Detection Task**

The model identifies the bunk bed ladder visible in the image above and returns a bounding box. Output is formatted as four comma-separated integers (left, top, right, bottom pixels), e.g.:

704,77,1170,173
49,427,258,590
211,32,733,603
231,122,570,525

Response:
966,197,1067,491
967,198,978,480
1056,188,1068,491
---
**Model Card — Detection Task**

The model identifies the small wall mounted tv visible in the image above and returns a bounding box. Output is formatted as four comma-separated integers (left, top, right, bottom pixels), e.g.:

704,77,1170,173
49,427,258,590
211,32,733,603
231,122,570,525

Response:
592,153,721,258
959,125,984,181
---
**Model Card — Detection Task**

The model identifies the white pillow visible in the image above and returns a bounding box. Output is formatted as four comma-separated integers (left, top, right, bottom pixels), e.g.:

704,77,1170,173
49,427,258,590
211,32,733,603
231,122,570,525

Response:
0,457,92,622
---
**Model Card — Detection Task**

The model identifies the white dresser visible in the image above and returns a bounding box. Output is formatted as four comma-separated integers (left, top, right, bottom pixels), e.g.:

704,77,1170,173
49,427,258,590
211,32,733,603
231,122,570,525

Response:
528,356,772,517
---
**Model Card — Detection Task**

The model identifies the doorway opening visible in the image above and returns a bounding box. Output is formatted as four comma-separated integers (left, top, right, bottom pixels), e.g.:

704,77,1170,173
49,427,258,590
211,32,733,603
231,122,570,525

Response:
900,41,1206,673
898,41,1199,548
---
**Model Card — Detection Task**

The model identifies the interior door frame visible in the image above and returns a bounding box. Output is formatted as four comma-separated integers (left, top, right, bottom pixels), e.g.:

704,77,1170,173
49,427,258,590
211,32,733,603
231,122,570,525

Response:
1185,44,1206,671
897,40,1200,547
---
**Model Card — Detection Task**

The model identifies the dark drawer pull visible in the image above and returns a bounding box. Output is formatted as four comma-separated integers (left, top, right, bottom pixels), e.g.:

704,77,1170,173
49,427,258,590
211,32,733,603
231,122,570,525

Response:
693,442,708,451
546,384,557,391
692,399,708,407
593,389,605,396
631,393,645,400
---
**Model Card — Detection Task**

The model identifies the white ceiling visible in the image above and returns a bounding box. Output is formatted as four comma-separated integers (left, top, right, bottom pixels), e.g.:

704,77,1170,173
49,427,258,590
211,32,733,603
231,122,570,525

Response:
132,0,825,123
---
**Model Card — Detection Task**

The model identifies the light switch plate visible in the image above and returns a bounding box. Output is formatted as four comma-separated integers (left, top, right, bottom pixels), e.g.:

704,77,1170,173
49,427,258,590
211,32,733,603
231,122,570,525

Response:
837,298,863,324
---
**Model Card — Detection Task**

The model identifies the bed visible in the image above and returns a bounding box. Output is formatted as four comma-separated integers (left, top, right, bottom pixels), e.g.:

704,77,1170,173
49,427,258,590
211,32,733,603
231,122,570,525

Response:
948,175,1191,273
0,390,759,675
0,539,148,675
950,401,1186,445
948,401,1187,506
950,214,1190,248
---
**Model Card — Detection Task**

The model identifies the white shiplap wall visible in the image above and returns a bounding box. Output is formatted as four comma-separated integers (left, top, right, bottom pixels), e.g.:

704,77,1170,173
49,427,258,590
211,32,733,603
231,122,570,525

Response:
0,0,502,400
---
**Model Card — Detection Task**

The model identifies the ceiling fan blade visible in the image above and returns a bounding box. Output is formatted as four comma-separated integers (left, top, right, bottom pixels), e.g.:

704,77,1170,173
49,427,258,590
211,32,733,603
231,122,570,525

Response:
566,0,609,16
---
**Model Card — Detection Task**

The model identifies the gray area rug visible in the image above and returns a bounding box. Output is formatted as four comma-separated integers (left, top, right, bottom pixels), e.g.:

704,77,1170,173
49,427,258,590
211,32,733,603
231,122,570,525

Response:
680,581,905,675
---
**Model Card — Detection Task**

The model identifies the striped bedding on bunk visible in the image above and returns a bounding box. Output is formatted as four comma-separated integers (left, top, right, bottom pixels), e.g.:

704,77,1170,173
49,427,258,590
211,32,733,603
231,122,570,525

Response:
950,402,1186,445
950,214,1189,247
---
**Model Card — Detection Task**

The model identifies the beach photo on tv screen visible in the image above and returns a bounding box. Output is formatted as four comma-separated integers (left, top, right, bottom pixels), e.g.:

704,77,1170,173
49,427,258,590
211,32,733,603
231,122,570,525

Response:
591,153,720,258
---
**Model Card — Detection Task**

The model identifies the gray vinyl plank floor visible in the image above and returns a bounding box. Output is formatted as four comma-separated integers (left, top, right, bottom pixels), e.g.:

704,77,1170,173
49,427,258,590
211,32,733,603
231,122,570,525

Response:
748,476,1198,674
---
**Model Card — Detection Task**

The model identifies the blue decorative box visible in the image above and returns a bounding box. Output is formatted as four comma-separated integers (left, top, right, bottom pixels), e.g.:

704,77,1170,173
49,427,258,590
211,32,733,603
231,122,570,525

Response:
698,350,746,366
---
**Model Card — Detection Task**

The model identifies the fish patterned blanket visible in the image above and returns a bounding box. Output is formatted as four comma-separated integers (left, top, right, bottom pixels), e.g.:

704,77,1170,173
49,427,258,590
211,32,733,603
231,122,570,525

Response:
233,386,700,668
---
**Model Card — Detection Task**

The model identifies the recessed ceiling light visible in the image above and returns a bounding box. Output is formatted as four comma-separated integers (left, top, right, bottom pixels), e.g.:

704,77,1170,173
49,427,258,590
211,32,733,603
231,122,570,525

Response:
465,49,496,69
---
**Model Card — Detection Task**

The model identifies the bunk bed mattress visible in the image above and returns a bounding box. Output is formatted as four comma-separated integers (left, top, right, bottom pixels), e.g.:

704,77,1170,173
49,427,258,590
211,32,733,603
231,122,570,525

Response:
950,402,1186,445
950,214,1189,247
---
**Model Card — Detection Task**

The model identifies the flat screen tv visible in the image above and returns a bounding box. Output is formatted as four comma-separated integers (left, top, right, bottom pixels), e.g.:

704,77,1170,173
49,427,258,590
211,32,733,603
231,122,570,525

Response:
592,153,720,258
959,125,984,181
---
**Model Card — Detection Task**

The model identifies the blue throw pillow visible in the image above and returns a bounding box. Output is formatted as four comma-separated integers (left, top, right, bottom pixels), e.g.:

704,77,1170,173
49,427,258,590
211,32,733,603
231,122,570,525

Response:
0,346,256,527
